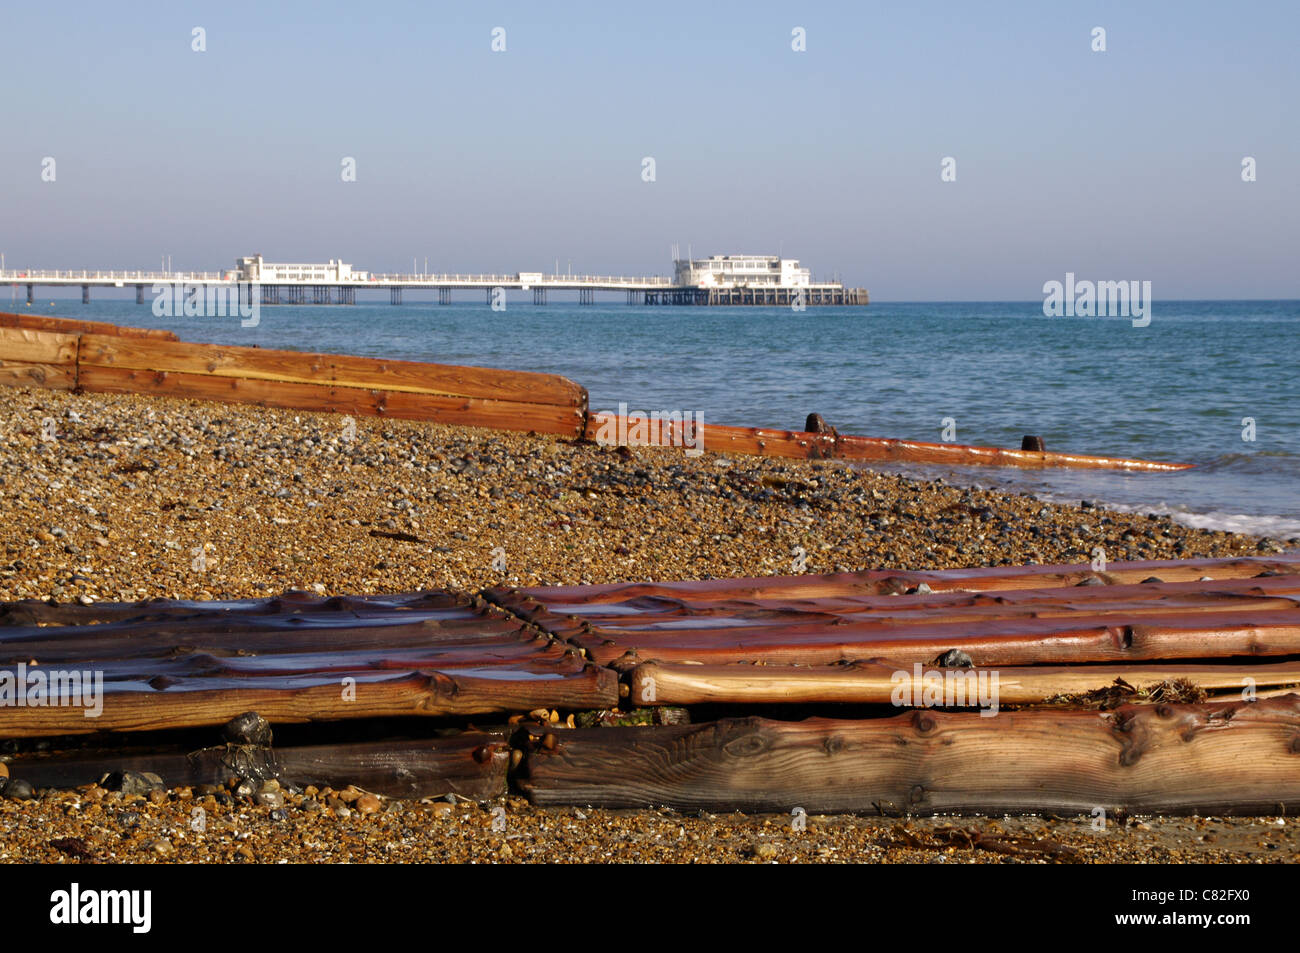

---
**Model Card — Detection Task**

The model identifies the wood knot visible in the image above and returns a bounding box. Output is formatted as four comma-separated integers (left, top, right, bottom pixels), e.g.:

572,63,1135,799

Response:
912,711,937,734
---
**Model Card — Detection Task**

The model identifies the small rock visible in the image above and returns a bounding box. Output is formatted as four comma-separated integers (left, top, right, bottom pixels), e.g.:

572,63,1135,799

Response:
145,838,175,857
355,794,381,816
751,842,779,860
934,649,974,668
431,802,455,819
6,778,34,800
99,770,162,797
221,711,272,747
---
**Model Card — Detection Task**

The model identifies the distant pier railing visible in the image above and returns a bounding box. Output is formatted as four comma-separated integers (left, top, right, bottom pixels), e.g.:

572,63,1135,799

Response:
2,268,867,306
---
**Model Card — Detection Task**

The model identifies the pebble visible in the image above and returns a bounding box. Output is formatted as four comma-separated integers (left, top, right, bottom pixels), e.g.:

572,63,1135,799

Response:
99,770,163,797
222,711,273,747
256,788,285,809
0,388,1264,607
5,779,34,800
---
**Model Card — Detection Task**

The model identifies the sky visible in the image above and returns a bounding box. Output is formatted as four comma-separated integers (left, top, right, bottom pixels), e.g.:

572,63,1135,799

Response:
0,0,1296,299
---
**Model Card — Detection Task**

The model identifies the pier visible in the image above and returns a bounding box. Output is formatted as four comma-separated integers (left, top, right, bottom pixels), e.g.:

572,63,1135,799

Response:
1,253,869,307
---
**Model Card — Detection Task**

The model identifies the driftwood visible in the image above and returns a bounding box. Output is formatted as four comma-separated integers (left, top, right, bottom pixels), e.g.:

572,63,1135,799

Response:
488,558,1300,667
573,608,1300,667
7,730,509,799
0,665,615,738
0,589,461,626
0,591,617,737
489,556,1300,619
517,696,1300,814
626,659,1300,707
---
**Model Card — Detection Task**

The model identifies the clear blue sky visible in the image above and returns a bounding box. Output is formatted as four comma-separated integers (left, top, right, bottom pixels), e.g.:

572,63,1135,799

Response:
1,0,1295,299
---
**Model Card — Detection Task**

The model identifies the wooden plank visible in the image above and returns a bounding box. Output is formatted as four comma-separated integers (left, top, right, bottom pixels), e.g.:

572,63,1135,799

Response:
0,327,79,364
627,658,1300,707
0,589,462,626
6,731,510,800
0,665,617,737
584,412,835,459
0,607,533,664
574,607,1300,667
836,433,1191,472
582,414,1189,469
79,333,586,407
0,359,76,390
0,587,618,736
489,556,1300,615
77,364,586,437
551,580,1300,635
0,312,177,340
518,696,1300,814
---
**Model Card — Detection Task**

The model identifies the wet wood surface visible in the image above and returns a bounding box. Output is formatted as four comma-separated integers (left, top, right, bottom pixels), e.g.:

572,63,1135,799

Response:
626,658,1300,707
487,557,1300,667
0,591,616,737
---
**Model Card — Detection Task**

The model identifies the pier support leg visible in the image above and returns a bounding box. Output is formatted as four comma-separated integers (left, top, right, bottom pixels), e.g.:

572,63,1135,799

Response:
26,284,33,305
136,284,144,305
439,287,451,305
391,288,402,305
534,287,546,305
81,284,89,305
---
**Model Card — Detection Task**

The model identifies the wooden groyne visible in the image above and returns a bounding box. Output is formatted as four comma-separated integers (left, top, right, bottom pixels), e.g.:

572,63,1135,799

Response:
3,556,1300,813
0,312,1191,471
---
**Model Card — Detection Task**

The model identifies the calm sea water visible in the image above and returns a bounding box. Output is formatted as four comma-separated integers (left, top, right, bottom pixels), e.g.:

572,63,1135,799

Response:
15,294,1298,539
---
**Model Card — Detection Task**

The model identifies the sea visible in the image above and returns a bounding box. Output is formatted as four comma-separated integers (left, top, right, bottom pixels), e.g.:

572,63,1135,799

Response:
15,294,1298,541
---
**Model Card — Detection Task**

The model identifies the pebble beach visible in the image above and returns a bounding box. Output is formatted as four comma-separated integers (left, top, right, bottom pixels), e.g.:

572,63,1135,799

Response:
1,384,1295,864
